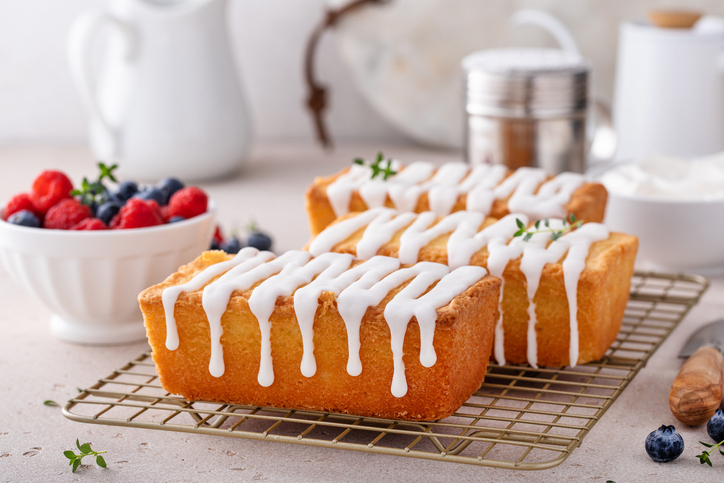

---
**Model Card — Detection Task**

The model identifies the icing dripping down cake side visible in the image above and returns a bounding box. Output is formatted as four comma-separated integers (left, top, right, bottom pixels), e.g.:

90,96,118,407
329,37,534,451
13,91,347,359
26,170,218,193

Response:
305,161,608,235
306,208,639,368
138,249,501,421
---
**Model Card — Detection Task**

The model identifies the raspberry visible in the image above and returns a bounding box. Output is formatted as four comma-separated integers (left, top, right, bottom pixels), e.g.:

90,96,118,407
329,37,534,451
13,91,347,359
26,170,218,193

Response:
168,187,208,219
110,198,164,229
213,226,224,244
160,205,172,222
44,199,92,230
70,218,107,230
4,193,38,219
30,170,73,215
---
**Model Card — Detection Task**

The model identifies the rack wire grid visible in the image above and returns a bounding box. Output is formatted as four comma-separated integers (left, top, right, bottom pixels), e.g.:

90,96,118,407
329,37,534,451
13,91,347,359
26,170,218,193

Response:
63,271,708,470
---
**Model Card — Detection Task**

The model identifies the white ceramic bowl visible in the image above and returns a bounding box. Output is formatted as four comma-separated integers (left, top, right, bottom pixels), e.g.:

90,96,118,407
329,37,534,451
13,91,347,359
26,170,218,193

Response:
0,203,216,344
604,192,724,273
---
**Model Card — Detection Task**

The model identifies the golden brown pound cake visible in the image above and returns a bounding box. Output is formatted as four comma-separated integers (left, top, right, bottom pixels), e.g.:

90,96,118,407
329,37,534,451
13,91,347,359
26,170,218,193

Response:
306,208,638,368
305,161,607,235
139,249,501,421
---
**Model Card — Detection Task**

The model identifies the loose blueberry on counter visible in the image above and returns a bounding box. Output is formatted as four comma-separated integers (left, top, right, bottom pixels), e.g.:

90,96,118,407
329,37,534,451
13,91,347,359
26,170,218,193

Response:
247,231,272,251
116,180,138,201
221,237,243,254
7,210,40,228
168,216,186,223
708,409,724,443
133,187,166,205
96,201,123,225
645,425,684,462
157,178,185,205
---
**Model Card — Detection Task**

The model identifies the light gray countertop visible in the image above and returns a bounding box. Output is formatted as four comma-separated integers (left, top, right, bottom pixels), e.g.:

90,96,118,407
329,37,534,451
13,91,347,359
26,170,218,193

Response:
0,145,722,482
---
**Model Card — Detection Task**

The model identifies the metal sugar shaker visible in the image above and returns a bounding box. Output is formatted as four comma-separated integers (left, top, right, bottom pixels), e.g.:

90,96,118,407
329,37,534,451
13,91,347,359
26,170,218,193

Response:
463,48,591,175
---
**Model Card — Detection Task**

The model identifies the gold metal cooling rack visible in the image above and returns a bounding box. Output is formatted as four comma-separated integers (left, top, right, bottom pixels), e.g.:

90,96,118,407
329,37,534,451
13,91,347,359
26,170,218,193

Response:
63,271,708,470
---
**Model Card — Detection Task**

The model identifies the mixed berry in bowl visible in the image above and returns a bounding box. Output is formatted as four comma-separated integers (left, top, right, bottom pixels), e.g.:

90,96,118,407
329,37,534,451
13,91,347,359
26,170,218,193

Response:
2,163,210,231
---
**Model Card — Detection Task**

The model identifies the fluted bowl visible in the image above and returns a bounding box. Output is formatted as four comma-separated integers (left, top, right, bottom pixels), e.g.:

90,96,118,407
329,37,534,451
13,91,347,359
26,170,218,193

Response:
0,202,216,344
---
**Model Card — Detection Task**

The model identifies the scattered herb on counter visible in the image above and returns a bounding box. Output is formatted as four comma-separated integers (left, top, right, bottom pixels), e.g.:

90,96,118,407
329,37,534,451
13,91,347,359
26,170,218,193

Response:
513,214,582,242
353,152,397,180
64,439,107,473
43,400,60,407
696,439,724,466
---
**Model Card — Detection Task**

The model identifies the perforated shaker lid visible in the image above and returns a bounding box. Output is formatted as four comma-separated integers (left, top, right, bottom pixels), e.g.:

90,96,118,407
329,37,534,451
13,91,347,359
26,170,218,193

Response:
463,48,590,118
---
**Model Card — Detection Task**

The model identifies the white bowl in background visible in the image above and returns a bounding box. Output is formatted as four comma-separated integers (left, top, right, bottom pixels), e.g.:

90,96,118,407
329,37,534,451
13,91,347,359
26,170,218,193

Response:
604,192,724,273
0,203,216,344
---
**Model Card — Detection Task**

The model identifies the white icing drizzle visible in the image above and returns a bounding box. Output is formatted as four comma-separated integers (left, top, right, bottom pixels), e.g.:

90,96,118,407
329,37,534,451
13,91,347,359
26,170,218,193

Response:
384,265,487,397
556,223,609,366
506,170,585,219
201,249,276,377
308,207,388,257
356,210,417,260
517,220,567,369
293,253,355,377
161,250,487,397
325,161,584,221
424,162,469,216
162,247,261,350
381,262,450,397
398,211,473,264
310,207,609,369
335,257,402,376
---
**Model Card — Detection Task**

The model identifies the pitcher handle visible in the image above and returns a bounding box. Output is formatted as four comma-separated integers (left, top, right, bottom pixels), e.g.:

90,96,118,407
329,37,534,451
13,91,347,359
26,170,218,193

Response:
67,11,135,159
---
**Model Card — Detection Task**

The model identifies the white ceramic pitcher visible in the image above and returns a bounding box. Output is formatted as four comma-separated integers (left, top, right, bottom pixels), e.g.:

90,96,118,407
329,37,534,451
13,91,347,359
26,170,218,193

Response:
68,0,251,181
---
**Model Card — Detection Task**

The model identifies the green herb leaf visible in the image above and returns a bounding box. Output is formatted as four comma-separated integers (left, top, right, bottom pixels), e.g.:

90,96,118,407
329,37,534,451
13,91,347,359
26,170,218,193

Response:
80,443,92,454
701,442,714,448
72,459,81,473
516,218,525,230
43,400,60,407
534,220,540,230
351,153,397,181
96,455,106,468
76,439,82,451
63,450,75,460
98,162,118,183
544,218,550,228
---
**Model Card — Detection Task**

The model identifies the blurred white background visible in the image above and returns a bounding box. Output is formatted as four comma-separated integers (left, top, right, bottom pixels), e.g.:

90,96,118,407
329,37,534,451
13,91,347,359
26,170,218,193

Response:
1,0,724,146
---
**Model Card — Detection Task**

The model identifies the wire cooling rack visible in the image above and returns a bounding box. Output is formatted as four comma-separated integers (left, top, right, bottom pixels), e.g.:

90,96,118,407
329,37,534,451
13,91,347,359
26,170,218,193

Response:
63,271,708,470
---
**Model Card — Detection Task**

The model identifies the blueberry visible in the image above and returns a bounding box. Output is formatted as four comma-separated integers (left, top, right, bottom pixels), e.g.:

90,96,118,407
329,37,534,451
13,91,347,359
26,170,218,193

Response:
133,187,165,205
210,240,221,250
247,232,272,251
7,210,40,228
117,181,138,201
103,189,122,204
168,216,186,223
645,425,684,462
96,201,122,225
157,178,185,204
708,409,724,443
221,237,243,254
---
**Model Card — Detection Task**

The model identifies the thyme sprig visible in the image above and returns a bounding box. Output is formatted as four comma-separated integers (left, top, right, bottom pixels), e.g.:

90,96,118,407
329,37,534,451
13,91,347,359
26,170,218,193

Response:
696,438,724,466
353,152,397,180
64,439,107,473
513,214,582,242
70,162,118,207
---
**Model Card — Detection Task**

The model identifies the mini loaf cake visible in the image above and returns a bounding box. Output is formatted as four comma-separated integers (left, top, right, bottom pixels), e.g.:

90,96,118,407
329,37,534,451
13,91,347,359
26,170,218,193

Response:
305,161,608,235
306,208,638,368
139,248,501,421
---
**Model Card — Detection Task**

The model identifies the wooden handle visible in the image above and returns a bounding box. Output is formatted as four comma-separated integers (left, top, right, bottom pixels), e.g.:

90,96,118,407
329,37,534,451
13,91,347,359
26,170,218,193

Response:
669,346,723,425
